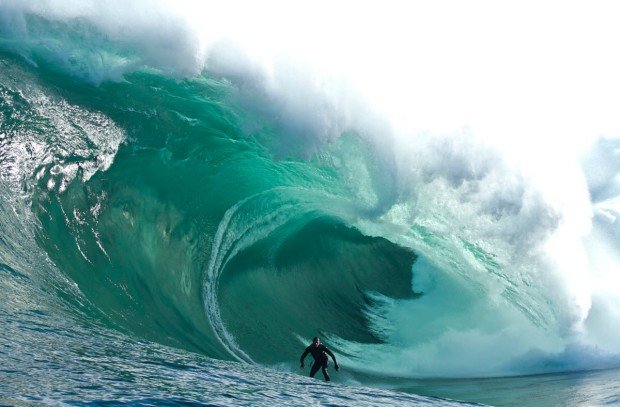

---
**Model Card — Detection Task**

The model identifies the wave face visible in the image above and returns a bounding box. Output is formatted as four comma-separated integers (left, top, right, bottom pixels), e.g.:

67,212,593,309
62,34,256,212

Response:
2,0,620,389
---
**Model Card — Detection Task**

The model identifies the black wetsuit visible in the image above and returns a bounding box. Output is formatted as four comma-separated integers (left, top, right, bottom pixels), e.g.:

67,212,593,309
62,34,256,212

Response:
300,344,338,381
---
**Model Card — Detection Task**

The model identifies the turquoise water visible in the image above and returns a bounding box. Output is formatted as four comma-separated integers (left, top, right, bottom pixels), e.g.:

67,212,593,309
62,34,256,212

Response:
2,5,620,406
0,50,462,406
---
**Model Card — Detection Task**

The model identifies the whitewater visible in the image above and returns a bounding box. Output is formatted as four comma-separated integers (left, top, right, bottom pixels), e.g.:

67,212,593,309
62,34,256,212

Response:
1,1,620,405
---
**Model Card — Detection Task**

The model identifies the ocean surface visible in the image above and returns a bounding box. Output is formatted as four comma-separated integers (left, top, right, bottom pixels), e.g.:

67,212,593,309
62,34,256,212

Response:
2,3,620,406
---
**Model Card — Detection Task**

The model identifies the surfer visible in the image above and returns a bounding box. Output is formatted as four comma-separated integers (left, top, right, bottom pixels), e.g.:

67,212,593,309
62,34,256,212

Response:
300,337,339,381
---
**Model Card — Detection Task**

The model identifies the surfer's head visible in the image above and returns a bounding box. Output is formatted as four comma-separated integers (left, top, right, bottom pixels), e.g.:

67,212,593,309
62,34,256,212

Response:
312,337,320,346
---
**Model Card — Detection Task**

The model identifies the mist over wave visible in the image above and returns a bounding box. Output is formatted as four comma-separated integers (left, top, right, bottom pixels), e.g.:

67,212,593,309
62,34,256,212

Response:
1,0,620,381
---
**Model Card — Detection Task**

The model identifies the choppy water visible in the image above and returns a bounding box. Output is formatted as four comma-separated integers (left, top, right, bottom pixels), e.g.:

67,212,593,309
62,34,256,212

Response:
0,256,466,406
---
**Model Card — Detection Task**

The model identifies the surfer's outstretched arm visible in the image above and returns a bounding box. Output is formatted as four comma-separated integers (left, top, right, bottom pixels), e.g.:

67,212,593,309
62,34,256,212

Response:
324,348,339,370
300,346,310,367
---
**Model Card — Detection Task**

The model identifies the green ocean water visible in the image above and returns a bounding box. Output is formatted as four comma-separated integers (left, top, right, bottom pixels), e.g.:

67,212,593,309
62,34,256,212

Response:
23,55,418,364
0,50,436,404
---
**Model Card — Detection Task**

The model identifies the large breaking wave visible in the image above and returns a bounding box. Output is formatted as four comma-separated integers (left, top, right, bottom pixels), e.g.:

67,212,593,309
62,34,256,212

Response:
2,0,620,381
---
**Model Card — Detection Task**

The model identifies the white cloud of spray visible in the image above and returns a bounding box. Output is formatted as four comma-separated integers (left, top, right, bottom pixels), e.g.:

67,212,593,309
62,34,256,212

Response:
0,0,202,81
2,0,620,376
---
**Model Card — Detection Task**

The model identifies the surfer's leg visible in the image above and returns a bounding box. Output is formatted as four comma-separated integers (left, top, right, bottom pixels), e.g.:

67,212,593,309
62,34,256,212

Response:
309,362,320,378
321,363,330,381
